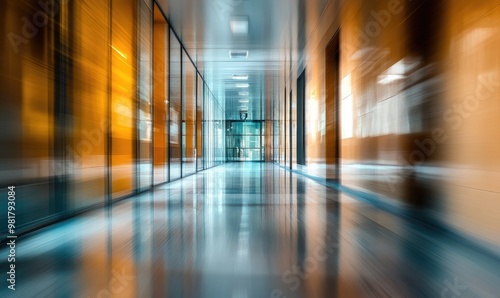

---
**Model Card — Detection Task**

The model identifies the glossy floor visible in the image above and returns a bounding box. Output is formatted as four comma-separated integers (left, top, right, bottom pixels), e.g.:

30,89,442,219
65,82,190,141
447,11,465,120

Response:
1,163,499,297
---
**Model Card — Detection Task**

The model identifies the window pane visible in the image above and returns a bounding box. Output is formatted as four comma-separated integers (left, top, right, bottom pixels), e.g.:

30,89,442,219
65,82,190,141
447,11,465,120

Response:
169,31,181,180
111,0,136,198
0,0,56,228
226,121,263,161
197,74,204,171
138,0,153,191
182,51,196,176
71,0,109,207
153,4,169,184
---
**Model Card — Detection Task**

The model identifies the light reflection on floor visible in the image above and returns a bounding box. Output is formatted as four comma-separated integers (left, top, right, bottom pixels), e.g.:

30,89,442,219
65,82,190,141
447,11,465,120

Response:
1,163,499,297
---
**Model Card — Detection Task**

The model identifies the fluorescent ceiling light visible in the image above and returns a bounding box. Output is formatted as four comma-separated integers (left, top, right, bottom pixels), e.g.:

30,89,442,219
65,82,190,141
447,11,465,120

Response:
239,91,249,96
230,16,249,35
236,83,249,88
239,99,249,103
232,75,248,80
229,50,249,59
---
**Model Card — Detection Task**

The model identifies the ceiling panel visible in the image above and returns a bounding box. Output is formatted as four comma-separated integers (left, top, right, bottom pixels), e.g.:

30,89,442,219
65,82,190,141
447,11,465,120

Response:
155,0,314,119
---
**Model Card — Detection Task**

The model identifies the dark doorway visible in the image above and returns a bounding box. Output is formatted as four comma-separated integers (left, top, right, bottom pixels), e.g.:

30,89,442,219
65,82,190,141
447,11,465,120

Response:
297,70,306,165
325,31,340,181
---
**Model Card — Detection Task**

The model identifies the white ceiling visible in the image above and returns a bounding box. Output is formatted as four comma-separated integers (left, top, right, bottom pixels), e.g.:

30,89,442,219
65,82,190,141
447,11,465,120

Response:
156,0,322,120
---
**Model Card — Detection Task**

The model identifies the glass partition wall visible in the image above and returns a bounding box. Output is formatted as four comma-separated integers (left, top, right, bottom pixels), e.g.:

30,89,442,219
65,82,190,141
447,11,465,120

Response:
153,3,169,184
0,0,224,236
70,0,110,208
226,121,264,161
169,30,182,180
196,74,204,171
182,51,197,176
203,92,226,169
111,0,136,199
137,0,153,191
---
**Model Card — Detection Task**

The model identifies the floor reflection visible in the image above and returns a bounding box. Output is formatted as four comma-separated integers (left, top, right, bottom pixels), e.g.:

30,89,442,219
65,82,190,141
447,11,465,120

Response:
1,163,499,297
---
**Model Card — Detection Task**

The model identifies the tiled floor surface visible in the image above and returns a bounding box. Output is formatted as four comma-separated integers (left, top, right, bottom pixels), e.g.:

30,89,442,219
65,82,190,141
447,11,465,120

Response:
1,163,499,297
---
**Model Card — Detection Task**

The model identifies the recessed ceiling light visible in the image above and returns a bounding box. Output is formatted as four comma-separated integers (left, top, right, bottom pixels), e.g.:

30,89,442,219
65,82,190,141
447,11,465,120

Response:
230,16,249,35
229,50,248,59
236,83,249,88
239,91,249,96
232,75,248,80
239,99,249,103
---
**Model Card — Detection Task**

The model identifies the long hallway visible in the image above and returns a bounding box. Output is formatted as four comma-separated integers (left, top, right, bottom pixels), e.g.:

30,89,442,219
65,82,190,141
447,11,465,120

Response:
1,163,499,297
3,1,500,296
